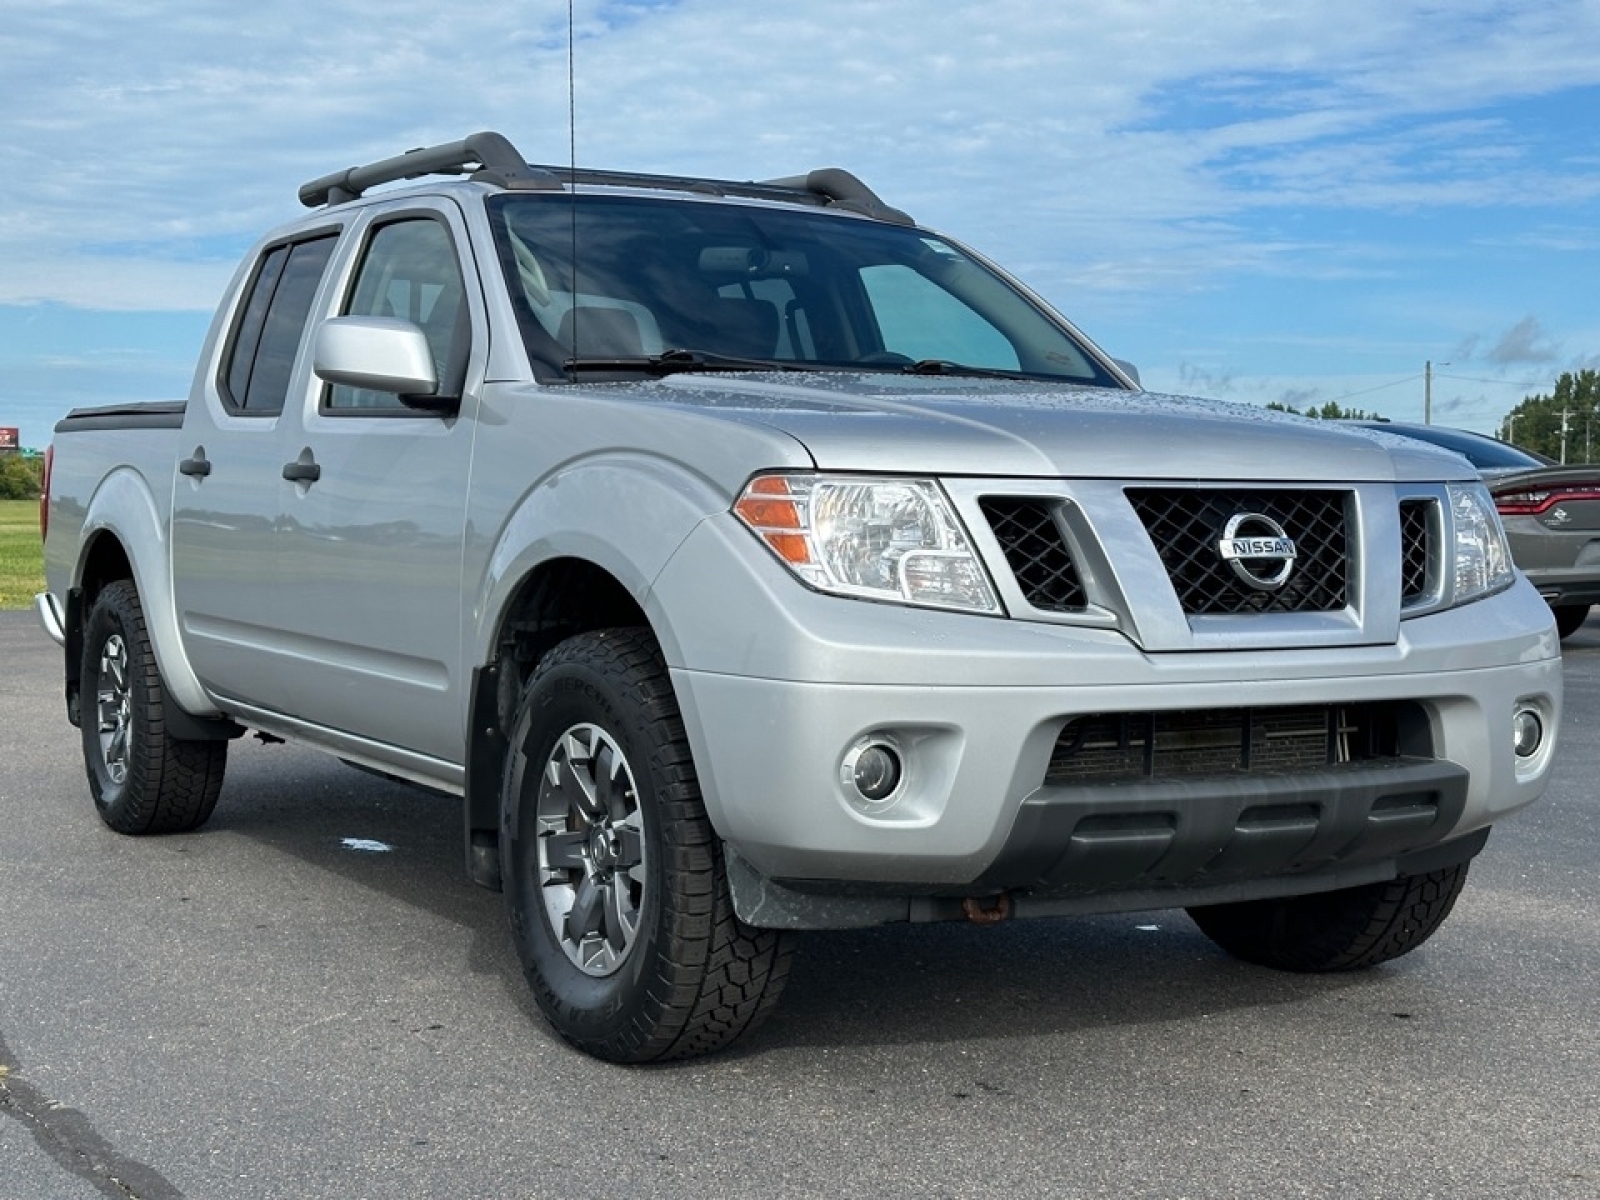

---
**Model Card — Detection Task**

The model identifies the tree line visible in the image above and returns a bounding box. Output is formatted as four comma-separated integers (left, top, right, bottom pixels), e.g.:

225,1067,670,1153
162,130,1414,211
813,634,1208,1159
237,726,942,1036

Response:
1497,370,1600,463
1268,371,1600,464
1265,400,1382,420
0,453,44,501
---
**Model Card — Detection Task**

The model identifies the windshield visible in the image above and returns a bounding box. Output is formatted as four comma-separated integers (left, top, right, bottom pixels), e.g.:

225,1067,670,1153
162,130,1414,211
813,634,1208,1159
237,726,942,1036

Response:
486,193,1122,386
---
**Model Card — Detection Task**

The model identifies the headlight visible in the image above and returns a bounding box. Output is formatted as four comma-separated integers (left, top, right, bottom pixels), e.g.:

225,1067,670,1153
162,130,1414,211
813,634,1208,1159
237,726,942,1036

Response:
733,474,1000,614
1448,482,1515,604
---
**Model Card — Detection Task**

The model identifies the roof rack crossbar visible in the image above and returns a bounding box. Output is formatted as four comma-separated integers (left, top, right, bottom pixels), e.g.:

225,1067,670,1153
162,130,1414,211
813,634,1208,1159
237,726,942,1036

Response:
299,131,561,208
760,168,914,225
511,164,913,224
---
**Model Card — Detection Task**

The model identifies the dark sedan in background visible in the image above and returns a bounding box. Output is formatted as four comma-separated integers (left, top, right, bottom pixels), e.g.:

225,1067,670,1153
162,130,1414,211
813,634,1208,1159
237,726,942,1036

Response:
1353,421,1600,638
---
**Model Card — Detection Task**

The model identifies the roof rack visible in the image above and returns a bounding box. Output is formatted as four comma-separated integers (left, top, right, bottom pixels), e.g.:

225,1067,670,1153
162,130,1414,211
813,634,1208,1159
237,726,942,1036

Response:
298,130,914,224
299,131,561,207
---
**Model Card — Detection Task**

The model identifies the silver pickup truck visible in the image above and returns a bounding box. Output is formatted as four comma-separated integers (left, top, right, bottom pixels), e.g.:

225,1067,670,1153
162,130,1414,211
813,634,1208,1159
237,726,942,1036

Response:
38,132,1562,1063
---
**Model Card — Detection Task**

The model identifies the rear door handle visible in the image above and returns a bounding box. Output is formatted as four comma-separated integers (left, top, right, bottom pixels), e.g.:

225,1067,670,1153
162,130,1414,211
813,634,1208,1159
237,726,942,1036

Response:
282,460,322,483
179,451,211,478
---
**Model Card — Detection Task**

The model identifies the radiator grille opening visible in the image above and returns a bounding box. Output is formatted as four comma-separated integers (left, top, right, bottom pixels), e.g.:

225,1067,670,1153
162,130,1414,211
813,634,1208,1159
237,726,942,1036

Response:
1126,488,1349,615
1045,702,1424,785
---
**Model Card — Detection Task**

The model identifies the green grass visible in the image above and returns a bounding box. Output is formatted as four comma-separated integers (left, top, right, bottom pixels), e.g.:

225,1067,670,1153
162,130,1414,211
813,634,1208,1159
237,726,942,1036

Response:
0,499,45,609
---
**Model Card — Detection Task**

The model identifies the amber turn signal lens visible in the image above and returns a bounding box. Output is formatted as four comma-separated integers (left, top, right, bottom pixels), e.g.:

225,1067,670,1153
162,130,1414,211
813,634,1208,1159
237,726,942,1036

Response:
734,476,814,566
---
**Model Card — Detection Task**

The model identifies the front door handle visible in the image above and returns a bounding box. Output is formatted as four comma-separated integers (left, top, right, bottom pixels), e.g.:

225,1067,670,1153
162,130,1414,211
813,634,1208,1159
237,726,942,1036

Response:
282,460,322,483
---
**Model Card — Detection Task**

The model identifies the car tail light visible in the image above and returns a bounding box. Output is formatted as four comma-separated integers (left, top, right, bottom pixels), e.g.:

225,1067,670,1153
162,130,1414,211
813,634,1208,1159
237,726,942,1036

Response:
1493,483,1600,516
39,444,53,542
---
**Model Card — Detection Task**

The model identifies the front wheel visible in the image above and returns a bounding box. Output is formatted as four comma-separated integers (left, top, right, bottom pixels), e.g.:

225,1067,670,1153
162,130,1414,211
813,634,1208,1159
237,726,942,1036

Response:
501,628,796,1062
80,579,227,834
1186,864,1470,972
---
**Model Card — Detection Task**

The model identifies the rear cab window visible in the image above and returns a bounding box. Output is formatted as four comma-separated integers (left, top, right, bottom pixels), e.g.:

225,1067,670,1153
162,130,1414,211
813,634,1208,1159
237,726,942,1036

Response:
220,234,340,415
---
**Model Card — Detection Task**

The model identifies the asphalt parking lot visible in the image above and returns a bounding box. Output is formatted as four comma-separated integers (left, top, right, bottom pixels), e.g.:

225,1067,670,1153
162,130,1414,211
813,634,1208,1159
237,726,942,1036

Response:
2,608,1597,1199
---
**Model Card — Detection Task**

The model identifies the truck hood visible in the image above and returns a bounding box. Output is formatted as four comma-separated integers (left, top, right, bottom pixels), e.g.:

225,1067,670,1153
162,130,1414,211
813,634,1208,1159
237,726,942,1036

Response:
644,372,1472,483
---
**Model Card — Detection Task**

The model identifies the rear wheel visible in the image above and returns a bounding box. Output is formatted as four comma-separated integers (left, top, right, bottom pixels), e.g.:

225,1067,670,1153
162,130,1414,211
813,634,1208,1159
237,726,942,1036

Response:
1553,604,1590,639
1186,864,1470,972
80,579,227,834
501,628,796,1062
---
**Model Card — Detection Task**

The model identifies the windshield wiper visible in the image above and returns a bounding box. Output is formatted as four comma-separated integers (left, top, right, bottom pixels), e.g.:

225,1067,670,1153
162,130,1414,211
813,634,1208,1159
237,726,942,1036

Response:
902,358,1032,381
563,348,809,376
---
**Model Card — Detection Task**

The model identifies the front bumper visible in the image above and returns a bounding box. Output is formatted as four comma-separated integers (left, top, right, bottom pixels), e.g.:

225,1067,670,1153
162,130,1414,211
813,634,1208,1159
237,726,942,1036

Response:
651,515,1562,919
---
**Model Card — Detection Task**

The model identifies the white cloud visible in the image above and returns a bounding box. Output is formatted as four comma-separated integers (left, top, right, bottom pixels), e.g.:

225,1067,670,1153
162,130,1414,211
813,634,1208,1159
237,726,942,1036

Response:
6,0,1600,309
1488,316,1562,365
0,253,237,310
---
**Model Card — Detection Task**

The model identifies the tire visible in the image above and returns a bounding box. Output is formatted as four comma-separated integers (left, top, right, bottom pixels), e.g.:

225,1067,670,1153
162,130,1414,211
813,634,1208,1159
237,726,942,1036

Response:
1186,863,1470,972
501,628,796,1063
1554,604,1590,639
80,579,228,834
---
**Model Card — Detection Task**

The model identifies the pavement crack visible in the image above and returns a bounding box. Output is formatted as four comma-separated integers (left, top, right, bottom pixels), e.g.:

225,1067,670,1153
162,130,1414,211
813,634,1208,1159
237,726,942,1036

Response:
0,1030,185,1200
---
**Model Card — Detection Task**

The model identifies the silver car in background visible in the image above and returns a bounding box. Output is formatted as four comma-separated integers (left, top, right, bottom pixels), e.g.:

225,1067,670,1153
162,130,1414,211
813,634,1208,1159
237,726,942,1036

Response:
1353,421,1600,638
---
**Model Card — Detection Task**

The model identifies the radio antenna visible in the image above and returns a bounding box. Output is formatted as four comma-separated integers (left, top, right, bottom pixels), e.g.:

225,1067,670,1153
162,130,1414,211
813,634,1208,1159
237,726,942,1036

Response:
566,0,579,379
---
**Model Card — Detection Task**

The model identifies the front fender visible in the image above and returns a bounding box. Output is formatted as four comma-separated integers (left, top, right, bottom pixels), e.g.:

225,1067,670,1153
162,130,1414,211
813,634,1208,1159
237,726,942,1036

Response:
76,467,219,719
470,453,731,666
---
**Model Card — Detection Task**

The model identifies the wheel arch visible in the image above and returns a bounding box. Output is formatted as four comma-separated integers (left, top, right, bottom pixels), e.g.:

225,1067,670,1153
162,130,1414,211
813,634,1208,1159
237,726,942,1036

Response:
67,468,220,725
464,554,671,891
466,454,727,668
461,459,731,890
485,555,657,731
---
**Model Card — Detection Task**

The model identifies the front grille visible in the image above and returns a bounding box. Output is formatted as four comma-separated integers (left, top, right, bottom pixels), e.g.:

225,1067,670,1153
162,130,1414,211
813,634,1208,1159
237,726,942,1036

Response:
979,497,1087,612
1045,702,1419,785
1127,488,1349,614
1400,498,1435,604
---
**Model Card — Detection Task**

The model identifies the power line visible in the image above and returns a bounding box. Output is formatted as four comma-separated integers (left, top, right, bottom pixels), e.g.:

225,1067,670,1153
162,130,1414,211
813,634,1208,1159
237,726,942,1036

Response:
1435,371,1549,389
1325,373,1423,404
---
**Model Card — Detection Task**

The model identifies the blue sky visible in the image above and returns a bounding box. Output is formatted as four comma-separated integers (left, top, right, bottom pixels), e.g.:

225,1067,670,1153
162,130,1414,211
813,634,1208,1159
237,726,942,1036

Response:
3,0,1599,449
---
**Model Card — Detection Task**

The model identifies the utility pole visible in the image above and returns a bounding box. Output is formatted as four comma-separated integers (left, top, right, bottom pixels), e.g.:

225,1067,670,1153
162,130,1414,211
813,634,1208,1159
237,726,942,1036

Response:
1560,408,1572,464
1505,414,1519,445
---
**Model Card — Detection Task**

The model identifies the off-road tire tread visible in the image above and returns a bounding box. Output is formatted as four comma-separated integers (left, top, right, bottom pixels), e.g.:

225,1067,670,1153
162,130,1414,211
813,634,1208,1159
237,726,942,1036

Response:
1186,864,1470,972
509,628,795,1063
83,580,227,835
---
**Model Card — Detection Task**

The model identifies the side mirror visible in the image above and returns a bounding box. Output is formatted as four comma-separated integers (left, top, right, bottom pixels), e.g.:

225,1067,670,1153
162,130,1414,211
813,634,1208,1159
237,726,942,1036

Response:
1111,358,1142,387
313,317,457,413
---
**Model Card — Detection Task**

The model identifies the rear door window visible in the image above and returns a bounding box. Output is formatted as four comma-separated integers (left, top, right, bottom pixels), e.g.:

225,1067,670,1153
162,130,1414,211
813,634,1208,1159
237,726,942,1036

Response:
221,234,338,415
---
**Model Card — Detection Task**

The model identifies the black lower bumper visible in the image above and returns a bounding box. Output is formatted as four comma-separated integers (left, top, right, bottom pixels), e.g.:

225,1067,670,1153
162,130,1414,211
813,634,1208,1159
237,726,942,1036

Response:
971,757,1470,896
726,758,1487,930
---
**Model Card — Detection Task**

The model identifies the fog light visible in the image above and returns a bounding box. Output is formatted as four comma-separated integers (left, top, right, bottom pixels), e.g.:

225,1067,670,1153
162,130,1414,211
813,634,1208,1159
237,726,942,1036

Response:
843,738,904,804
853,745,902,800
1512,708,1543,758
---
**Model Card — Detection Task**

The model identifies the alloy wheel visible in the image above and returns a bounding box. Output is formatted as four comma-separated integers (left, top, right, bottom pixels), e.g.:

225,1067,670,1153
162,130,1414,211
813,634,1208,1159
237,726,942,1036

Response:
535,723,647,976
96,633,132,785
